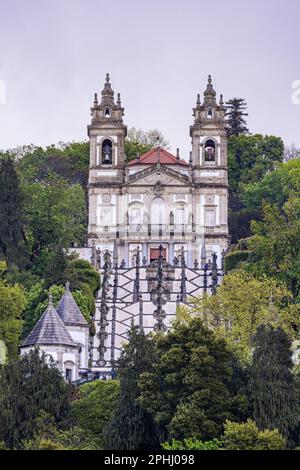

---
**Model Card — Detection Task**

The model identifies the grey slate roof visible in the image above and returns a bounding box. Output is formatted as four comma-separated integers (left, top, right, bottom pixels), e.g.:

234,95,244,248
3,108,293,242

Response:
56,282,88,327
21,296,78,348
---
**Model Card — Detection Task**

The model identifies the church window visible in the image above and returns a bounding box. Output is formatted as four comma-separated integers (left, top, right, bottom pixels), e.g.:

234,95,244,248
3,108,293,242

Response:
204,208,216,226
104,107,111,118
65,368,72,382
100,208,112,227
204,139,216,162
175,207,186,225
207,109,213,119
130,207,142,224
102,139,112,165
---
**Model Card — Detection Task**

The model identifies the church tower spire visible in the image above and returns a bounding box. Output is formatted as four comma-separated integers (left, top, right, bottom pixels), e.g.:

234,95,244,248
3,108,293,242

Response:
190,75,229,267
87,73,127,245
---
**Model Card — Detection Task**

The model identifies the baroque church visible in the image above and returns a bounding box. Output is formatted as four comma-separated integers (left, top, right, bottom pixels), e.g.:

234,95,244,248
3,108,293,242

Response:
21,74,229,381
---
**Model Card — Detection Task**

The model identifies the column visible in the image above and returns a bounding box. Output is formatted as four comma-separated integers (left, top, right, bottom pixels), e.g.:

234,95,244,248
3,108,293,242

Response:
142,242,147,263
124,242,129,268
169,241,174,265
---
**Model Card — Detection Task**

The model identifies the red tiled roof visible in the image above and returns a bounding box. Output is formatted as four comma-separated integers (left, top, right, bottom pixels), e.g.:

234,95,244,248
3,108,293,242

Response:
128,147,189,166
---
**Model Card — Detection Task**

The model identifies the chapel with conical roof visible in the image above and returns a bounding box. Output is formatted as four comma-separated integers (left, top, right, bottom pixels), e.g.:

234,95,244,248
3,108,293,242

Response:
20,286,89,382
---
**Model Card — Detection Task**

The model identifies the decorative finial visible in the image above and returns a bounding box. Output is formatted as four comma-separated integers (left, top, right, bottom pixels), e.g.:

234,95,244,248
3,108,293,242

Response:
94,93,98,106
106,73,110,83
208,74,212,84
65,281,70,292
176,148,180,160
48,292,53,306
196,93,201,106
117,93,121,105
219,94,224,105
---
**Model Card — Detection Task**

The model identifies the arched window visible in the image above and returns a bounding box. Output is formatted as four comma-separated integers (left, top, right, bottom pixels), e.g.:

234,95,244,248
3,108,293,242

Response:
102,139,112,165
207,109,213,119
104,107,111,118
151,198,166,225
204,139,216,162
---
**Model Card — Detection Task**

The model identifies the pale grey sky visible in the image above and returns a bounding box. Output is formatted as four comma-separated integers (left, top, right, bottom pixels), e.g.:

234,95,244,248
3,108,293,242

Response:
0,0,299,159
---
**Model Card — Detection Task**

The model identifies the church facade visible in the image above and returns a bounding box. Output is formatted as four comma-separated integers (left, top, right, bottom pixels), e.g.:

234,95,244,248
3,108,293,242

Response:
86,74,229,269
80,74,230,373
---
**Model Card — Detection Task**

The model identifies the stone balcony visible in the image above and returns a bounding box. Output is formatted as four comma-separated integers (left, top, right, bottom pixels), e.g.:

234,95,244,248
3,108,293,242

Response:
88,223,228,241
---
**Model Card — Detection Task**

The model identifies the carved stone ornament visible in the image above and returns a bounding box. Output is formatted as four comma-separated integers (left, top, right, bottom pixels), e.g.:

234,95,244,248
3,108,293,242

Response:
102,194,112,204
154,181,164,196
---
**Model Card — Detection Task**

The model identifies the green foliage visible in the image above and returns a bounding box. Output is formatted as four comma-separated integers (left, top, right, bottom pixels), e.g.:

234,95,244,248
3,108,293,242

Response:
242,158,300,212
22,410,97,450
20,174,86,263
225,98,249,137
228,134,284,196
22,256,99,337
0,274,27,359
0,349,71,449
162,438,221,450
227,134,284,242
249,325,298,445
222,419,285,450
139,318,248,443
104,325,160,450
224,250,250,272
72,380,120,447
0,155,26,267
16,141,89,187
246,198,300,298
189,269,300,364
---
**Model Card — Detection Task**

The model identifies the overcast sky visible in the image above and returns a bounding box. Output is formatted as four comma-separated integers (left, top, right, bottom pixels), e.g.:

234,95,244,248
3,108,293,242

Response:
0,0,299,159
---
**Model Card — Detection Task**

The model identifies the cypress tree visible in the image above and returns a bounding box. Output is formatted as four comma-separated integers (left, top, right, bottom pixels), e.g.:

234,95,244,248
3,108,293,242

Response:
249,324,298,446
104,325,160,450
226,98,249,136
0,348,71,449
0,156,26,266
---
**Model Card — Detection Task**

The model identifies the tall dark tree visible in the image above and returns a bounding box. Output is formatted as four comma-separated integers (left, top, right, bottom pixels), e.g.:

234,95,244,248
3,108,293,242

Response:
104,325,160,450
226,98,249,137
0,348,71,449
139,318,248,443
249,325,299,446
0,156,26,266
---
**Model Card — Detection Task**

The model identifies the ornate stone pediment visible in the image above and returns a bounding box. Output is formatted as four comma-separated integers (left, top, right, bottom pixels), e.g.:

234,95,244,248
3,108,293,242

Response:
127,165,189,187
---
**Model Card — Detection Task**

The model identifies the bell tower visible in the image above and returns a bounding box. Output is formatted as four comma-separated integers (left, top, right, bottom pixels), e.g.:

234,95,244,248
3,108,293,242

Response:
88,73,127,184
190,75,229,264
190,75,227,184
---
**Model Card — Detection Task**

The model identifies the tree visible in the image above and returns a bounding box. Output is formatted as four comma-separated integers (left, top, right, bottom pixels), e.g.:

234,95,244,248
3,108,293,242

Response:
242,158,300,213
226,98,249,137
249,325,299,445
138,318,248,443
104,325,160,450
22,410,97,450
222,419,285,450
125,127,169,161
162,438,221,450
20,174,86,264
0,155,26,266
247,198,300,299
0,265,27,359
72,380,120,447
16,141,90,187
186,270,300,364
227,134,284,242
0,348,71,449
